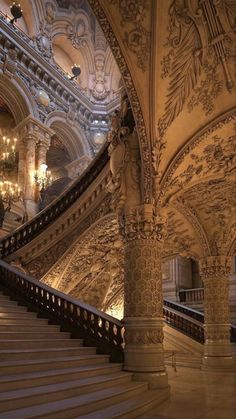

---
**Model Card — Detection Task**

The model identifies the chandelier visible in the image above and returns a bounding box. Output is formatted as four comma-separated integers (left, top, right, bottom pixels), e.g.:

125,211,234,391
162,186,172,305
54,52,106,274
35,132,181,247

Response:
0,135,18,172
0,180,22,228
10,2,23,25
34,163,53,192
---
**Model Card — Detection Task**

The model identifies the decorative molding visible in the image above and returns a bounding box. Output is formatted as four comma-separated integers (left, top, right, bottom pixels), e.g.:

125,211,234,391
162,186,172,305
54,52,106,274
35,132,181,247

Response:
108,0,150,71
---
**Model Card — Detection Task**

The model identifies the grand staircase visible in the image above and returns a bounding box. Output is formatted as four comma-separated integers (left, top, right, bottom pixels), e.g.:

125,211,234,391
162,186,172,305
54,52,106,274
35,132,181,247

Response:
0,290,168,418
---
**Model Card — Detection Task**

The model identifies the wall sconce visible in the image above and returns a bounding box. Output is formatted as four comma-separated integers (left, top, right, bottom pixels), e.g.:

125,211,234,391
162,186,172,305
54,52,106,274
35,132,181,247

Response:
10,2,23,25
69,64,81,80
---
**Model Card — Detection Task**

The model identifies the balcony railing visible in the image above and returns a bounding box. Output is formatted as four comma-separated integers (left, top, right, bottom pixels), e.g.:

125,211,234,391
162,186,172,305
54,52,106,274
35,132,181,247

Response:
163,298,204,343
163,298,235,343
0,144,109,258
179,288,204,303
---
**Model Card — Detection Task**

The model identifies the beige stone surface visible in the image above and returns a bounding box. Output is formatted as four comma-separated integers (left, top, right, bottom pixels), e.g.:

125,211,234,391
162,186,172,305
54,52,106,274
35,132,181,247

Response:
141,366,236,419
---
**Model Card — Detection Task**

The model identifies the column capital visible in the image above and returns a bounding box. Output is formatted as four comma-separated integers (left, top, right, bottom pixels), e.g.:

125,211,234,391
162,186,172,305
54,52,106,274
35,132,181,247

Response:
199,256,232,280
120,204,168,244
15,116,54,146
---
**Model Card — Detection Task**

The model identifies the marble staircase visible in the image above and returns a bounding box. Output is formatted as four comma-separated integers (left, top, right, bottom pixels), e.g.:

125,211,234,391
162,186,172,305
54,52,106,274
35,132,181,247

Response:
0,291,169,418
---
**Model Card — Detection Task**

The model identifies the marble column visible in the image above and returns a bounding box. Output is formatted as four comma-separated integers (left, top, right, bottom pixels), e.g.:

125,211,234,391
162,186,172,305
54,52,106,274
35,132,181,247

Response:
17,142,26,191
199,255,234,369
15,116,54,218
37,142,49,170
121,205,169,389
24,136,37,216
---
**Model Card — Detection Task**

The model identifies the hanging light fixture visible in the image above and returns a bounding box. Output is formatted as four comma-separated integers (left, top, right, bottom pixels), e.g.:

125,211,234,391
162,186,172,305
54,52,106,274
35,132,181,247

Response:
0,180,22,228
10,2,23,25
34,163,53,192
69,64,81,80
0,134,18,175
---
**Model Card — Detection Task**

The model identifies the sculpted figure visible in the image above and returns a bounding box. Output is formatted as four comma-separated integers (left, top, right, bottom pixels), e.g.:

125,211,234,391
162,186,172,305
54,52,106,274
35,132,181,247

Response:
108,99,141,213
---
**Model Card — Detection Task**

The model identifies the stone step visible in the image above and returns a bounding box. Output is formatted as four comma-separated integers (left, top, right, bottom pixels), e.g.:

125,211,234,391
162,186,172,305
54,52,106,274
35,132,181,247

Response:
0,306,32,313
0,354,110,374
78,388,170,419
0,382,147,418
0,324,61,332
0,346,96,361
0,331,70,340
0,311,38,319
0,317,49,324
0,372,133,412
0,339,83,349
0,364,123,392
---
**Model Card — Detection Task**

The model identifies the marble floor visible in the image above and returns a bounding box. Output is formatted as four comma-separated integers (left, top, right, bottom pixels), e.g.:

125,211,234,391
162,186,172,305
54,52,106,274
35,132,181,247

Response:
141,366,236,419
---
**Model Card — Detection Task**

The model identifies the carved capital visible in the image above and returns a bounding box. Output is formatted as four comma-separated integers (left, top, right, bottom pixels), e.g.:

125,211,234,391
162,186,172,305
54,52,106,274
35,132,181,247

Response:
120,204,167,243
199,256,232,280
16,116,54,146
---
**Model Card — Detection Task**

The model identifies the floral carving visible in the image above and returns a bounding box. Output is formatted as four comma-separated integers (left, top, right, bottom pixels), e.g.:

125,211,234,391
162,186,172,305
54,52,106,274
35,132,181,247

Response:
125,328,164,345
67,19,88,49
108,0,150,71
158,0,235,136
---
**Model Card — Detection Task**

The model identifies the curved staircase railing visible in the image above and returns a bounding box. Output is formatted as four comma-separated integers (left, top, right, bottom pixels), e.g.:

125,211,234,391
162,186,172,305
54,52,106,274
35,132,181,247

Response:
0,145,109,259
0,261,234,363
0,260,124,362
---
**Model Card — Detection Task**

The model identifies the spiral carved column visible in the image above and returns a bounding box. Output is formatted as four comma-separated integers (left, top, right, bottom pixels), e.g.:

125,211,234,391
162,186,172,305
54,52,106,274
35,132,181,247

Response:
199,256,234,369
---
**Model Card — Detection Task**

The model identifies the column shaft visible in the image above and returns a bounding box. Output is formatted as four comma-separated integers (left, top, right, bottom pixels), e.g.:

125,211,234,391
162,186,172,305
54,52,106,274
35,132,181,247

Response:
200,256,234,369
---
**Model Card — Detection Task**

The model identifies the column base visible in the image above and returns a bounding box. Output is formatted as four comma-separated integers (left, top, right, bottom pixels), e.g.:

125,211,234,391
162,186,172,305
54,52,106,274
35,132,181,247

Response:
132,371,170,390
202,355,235,371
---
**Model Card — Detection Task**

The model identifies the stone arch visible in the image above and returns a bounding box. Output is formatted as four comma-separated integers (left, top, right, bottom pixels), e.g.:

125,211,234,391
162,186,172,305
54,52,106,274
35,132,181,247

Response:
45,111,91,159
160,108,236,194
0,74,38,125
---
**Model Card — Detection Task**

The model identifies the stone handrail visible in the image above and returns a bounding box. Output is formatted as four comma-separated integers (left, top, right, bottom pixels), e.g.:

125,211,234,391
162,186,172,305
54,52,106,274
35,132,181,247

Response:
0,144,109,258
163,299,204,343
0,260,124,361
179,288,204,303
163,299,235,343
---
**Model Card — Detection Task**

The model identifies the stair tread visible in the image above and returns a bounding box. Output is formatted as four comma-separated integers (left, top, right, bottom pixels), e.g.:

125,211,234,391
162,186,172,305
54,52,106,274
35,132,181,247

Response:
0,372,132,401
77,389,168,419
0,363,122,383
0,339,81,344
0,333,70,338
0,346,92,354
0,354,109,367
0,382,147,419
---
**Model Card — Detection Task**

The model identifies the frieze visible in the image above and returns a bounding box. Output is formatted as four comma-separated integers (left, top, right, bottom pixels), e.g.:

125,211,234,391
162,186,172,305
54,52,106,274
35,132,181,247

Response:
24,194,113,279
